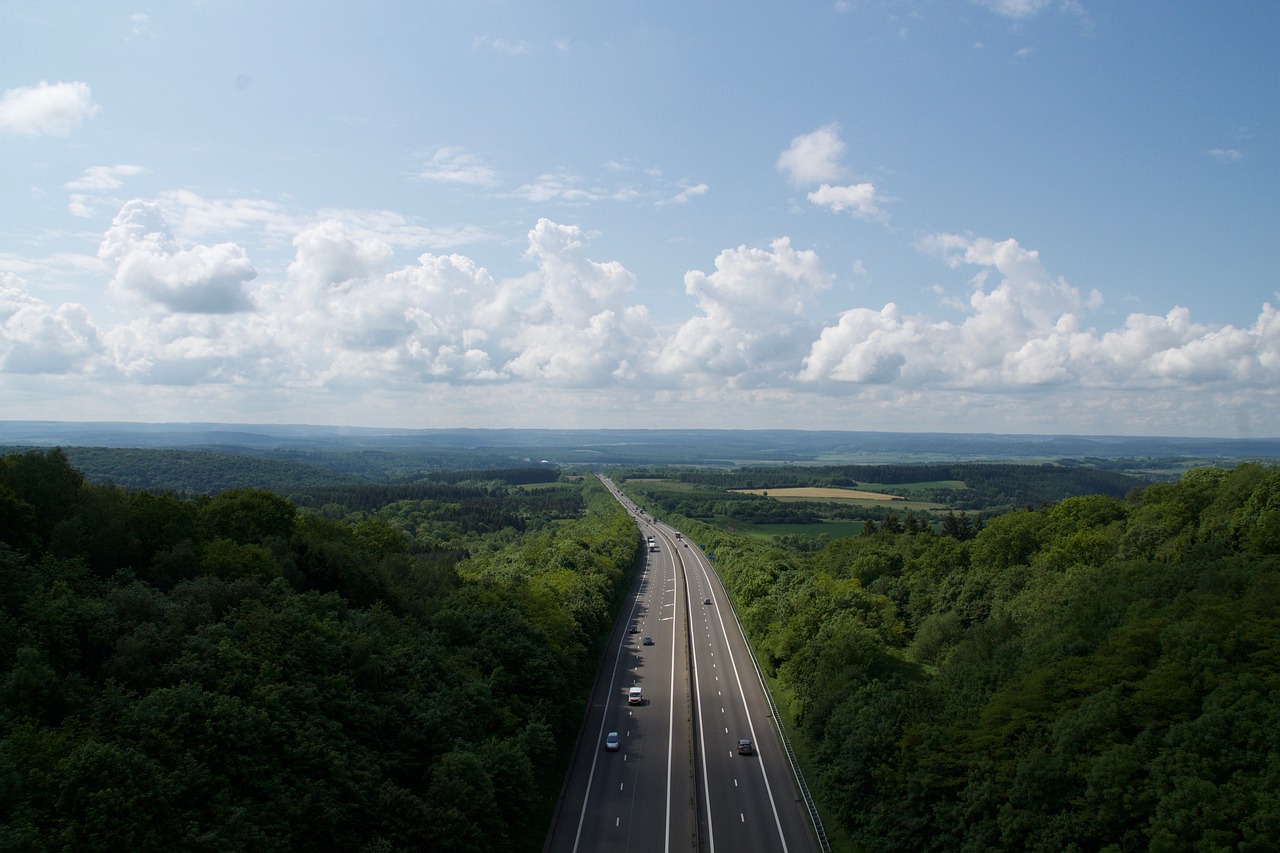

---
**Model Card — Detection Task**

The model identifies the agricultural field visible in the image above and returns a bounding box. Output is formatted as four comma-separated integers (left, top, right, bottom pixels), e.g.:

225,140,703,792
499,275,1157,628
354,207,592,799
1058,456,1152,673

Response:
732,486,904,501
730,484,952,512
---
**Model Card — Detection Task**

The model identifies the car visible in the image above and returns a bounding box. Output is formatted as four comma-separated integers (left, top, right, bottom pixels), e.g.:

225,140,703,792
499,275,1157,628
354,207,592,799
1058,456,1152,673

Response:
704,598,712,605
629,625,639,633
605,731,620,751
737,738,753,755
642,636,653,645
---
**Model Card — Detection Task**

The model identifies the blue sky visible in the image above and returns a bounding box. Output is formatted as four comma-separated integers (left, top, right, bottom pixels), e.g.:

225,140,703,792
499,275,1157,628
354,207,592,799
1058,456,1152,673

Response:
2,1,1277,437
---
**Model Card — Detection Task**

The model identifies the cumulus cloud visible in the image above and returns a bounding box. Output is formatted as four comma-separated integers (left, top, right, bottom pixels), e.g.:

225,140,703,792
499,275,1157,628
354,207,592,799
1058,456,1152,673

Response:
0,274,102,374
99,200,258,313
807,182,883,219
780,125,889,220
287,219,394,290
500,219,651,384
0,81,100,137
660,237,831,381
216,217,656,390
801,233,1279,398
777,124,847,186
12,193,1277,434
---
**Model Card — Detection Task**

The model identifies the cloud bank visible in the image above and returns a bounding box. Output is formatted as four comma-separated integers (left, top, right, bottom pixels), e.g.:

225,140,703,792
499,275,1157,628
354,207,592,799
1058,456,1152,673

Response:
4,191,1276,435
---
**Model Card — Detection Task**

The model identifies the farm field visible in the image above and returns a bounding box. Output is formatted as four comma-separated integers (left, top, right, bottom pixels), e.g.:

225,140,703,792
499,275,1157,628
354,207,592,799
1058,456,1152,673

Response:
732,486,902,501
730,485,949,511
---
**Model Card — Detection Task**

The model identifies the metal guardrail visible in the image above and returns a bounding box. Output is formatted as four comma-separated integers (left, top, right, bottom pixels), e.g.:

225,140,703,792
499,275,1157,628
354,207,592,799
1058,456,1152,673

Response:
605,480,830,851
717,564,833,853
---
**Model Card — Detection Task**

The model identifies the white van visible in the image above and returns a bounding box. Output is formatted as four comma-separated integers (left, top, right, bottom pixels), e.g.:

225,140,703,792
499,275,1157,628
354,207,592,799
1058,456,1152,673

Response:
628,686,642,705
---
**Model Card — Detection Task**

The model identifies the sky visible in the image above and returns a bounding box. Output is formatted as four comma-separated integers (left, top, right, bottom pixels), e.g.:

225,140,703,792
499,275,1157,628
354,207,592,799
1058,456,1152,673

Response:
2,1,1277,438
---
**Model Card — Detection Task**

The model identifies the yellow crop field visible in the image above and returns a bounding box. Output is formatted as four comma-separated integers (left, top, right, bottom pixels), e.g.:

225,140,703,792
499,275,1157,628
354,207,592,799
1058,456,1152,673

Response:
731,487,902,501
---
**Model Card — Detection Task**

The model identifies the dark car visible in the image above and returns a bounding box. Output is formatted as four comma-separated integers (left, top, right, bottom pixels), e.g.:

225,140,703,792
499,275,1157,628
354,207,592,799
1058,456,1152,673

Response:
629,625,639,633
642,636,653,645
737,739,753,755
605,731,620,752
704,598,712,605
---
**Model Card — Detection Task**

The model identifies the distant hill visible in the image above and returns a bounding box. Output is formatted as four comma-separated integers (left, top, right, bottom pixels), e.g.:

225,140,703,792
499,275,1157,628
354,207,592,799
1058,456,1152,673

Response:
2,421,1278,469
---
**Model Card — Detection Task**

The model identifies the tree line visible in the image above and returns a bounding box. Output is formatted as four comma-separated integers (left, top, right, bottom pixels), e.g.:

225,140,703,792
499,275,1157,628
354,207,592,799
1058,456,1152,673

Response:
631,463,1280,851
1,449,639,852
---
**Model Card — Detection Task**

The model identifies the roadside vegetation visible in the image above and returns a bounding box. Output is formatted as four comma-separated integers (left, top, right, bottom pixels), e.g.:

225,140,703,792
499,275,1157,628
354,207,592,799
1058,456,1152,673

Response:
623,463,1280,851
0,449,635,852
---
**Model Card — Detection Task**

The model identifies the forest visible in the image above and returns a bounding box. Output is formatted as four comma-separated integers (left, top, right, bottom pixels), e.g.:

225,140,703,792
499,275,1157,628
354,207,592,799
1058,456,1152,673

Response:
628,462,1280,851
0,449,637,852
4,444,1278,851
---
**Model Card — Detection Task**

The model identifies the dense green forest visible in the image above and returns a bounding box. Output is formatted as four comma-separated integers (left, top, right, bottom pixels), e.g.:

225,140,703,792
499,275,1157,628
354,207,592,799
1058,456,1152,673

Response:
0,446,564,497
0,449,637,852
629,463,1280,851
6,443,1277,851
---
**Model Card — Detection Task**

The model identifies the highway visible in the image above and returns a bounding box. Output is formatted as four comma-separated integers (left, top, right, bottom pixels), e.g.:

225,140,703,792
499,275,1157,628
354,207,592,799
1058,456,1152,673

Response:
544,478,821,853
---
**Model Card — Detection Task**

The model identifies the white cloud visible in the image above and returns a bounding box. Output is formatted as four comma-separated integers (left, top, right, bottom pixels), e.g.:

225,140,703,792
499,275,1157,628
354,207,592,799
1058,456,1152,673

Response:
0,274,102,374
66,164,148,191
414,147,498,186
1208,148,1243,162
665,183,709,205
510,173,607,204
8,193,1277,435
158,191,295,241
99,200,258,314
65,165,150,218
0,81,100,137
807,182,883,219
472,35,532,55
221,217,657,390
286,219,393,290
800,233,1279,399
971,0,1053,20
660,237,831,380
501,219,652,385
777,124,847,186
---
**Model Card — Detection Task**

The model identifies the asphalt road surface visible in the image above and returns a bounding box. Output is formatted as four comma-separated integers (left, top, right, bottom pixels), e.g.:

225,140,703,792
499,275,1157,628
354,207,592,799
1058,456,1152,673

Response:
543,479,822,853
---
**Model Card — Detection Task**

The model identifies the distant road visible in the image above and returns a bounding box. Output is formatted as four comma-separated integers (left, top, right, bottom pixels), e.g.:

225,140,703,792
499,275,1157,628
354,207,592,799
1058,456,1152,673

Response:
543,478,821,853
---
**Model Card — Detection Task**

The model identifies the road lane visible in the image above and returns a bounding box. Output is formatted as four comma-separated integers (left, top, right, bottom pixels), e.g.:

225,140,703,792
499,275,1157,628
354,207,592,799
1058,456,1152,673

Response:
545,484,694,853
546,477,818,853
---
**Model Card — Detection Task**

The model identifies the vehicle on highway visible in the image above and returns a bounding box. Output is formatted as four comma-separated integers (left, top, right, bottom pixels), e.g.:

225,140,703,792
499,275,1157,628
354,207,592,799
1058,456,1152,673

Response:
737,738,753,755
642,636,653,645
605,731,620,751
630,624,639,633
704,597,712,605
628,686,643,705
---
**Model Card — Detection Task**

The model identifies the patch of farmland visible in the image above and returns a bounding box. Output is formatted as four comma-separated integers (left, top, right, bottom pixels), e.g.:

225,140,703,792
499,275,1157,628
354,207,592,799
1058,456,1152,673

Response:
732,486,903,501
